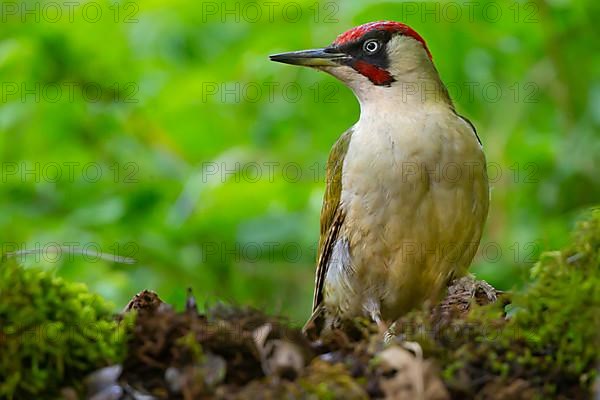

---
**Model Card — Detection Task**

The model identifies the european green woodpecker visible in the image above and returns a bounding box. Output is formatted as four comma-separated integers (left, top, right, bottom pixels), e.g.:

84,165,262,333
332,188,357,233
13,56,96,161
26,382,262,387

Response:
270,21,489,333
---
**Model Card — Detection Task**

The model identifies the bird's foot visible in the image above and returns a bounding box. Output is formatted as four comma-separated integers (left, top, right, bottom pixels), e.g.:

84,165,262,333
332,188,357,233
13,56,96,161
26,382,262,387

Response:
382,320,399,344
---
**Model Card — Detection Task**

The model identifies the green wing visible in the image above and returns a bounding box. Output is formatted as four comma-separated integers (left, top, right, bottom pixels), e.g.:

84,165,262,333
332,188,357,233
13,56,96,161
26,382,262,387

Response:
311,129,352,312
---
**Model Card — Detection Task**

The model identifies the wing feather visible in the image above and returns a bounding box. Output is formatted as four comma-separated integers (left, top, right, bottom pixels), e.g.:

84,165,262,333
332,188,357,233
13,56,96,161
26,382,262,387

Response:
311,129,353,312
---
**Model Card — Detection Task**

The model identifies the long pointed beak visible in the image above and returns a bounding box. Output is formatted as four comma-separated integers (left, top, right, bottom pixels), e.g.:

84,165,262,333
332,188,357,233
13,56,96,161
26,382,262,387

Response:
269,48,350,67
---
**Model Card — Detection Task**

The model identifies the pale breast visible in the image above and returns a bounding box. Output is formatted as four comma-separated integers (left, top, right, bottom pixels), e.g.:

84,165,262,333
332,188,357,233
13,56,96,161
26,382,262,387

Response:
326,106,488,320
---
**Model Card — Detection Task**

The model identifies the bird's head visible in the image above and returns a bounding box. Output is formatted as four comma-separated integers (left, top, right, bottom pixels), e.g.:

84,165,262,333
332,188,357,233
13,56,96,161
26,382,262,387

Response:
270,21,446,106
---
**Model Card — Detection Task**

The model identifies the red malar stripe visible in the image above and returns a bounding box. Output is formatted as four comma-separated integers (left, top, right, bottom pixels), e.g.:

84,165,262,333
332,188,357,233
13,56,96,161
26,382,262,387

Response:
353,60,394,86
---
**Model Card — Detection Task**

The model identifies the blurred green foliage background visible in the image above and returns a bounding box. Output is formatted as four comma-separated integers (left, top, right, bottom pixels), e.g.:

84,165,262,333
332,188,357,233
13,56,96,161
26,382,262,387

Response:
1,0,598,324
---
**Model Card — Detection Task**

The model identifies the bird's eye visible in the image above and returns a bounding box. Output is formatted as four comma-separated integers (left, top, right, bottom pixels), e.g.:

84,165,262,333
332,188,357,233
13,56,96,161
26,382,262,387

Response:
363,39,381,54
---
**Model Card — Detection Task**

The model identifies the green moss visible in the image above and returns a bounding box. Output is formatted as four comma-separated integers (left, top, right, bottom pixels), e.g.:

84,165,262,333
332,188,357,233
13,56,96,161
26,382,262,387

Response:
502,208,600,389
452,208,599,397
516,209,600,377
0,260,130,399
299,359,368,399
175,331,205,364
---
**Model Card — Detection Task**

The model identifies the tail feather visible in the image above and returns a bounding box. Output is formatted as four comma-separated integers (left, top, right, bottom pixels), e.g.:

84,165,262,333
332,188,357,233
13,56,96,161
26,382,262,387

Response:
302,305,325,339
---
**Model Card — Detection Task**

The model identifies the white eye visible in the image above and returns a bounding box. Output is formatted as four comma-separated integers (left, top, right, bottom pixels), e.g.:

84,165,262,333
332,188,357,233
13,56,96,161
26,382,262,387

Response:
363,39,381,54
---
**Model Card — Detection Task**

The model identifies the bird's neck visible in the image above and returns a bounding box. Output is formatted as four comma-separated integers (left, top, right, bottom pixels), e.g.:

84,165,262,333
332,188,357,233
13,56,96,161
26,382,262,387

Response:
357,65,453,118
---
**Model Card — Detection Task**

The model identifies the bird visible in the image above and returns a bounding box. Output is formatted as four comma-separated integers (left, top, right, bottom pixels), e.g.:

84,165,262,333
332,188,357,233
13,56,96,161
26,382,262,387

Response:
270,21,489,334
